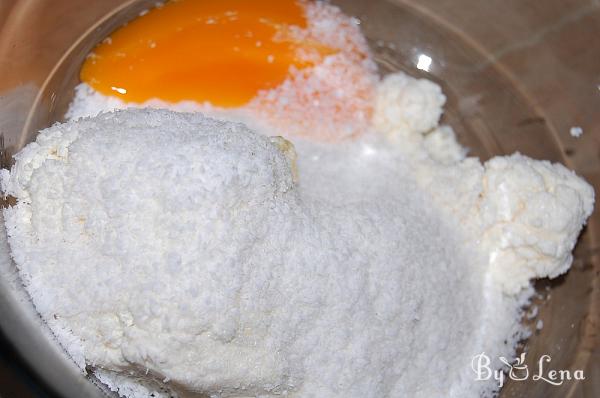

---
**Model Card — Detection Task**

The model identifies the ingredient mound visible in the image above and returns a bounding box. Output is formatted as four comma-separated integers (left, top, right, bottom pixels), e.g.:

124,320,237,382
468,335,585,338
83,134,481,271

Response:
3,109,498,398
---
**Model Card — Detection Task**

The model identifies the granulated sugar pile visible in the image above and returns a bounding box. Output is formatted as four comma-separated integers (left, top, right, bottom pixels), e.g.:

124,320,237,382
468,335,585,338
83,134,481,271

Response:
1,1,595,398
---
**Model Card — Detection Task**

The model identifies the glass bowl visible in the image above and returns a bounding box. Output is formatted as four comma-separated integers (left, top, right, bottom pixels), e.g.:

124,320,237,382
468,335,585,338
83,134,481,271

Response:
0,1,597,397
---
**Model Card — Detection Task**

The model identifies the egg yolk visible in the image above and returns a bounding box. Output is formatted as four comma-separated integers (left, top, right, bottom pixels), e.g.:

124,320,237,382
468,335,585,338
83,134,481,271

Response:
81,0,330,107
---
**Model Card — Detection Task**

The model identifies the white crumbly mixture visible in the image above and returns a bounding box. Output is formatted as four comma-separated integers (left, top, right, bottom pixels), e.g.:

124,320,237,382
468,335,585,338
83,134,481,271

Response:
375,73,594,295
1,73,594,398
1,6,595,396
3,109,492,398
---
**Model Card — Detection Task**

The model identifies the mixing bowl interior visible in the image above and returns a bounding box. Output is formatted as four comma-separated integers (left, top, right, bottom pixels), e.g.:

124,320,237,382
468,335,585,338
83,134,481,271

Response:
0,1,598,397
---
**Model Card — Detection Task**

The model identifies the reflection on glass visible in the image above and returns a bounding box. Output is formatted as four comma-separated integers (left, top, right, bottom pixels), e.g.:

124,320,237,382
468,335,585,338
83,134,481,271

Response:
416,54,432,72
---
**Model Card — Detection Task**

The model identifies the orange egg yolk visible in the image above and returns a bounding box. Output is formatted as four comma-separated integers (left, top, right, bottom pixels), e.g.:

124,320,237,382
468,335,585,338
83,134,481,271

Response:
81,0,330,107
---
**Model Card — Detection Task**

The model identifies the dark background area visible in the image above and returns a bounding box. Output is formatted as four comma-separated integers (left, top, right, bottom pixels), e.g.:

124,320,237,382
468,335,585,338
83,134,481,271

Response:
0,331,51,398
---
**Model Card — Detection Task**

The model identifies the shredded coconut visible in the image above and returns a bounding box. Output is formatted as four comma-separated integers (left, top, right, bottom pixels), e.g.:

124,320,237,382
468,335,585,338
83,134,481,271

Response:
4,109,500,398
4,97,593,398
